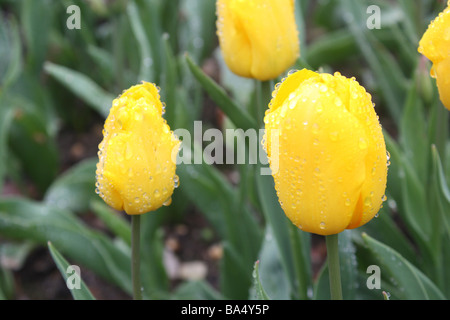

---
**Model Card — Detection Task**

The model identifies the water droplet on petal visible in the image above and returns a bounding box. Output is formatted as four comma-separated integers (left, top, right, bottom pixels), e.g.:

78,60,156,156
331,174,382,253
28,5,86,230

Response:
359,137,368,150
173,175,180,188
163,197,172,206
329,131,339,141
312,123,319,134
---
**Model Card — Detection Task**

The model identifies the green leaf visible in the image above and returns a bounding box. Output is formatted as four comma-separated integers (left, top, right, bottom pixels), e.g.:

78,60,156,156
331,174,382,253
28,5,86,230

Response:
252,260,271,300
47,242,96,300
0,99,15,193
90,199,131,246
358,205,416,264
255,172,311,300
362,233,445,300
126,1,154,82
0,266,15,300
43,62,115,118
305,30,358,69
399,71,428,182
161,33,178,127
0,197,132,295
340,0,407,123
0,241,35,271
399,157,430,245
178,0,217,62
176,146,262,299
220,242,254,299
252,226,287,300
431,146,450,238
172,280,223,300
20,0,53,71
44,158,97,213
0,15,22,89
8,103,59,193
185,54,257,131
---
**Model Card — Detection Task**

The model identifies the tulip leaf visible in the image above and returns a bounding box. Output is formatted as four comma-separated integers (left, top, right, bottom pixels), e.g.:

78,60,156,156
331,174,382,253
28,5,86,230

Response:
399,73,428,182
252,260,271,300
431,146,450,238
8,101,59,193
0,101,15,194
340,0,406,123
0,15,22,90
20,0,52,72
358,205,416,264
255,172,311,300
0,197,132,295
399,157,431,247
161,33,178,127
47,242,96,300
172,280,223,300
89,199,131,246
361,233,445,300
179,0,217,63
252,226,287,300
44,157,97,213
185,54,257,131
177,143,262,299
43,62,114,118
305,30,358,69
0,266,15,300
126,1,155,83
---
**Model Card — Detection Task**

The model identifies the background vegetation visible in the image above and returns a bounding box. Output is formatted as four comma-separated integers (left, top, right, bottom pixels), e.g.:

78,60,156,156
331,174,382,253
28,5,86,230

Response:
0,0,449,300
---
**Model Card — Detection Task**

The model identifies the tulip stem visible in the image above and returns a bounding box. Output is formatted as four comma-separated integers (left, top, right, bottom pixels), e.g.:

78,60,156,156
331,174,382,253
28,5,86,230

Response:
325,233,343,300
255,80,273,127
131,215,143,300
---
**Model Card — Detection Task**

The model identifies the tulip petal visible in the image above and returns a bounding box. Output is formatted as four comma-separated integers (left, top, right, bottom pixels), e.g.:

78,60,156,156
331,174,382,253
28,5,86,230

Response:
96,82,180,215
434,57,450,110
264,70,387,235
217,0,299,81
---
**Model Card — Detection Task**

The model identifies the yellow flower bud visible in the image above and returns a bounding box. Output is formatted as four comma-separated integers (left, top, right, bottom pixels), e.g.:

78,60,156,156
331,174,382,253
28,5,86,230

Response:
216,0,300,81
95,82,180,215
263,69,388,236
418,2,450,110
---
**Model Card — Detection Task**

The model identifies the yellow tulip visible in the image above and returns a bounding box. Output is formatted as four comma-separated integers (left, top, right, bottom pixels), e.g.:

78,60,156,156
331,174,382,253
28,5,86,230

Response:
216,0,300,81
418,2,450,110
263,69,388,236
95,82,180,215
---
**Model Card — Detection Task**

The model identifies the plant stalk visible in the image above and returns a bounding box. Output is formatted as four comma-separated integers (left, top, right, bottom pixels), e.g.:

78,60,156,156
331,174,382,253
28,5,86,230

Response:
255,80,273,128
325,233,343,300
131,215,143,300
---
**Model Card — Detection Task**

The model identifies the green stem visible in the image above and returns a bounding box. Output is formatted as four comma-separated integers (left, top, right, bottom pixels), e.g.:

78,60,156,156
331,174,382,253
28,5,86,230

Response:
131,215,143,300
255,80,273,128
325,233,343,300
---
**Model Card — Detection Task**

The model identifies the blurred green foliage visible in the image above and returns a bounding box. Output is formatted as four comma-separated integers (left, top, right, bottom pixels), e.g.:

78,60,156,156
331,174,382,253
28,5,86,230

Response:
0,0,449,300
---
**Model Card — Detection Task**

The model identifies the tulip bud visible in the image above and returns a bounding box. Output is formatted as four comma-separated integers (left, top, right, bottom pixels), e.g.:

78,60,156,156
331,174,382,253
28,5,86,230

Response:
418,1,450,110
216,0,300,81
95,82,180,215
263,69,388,236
